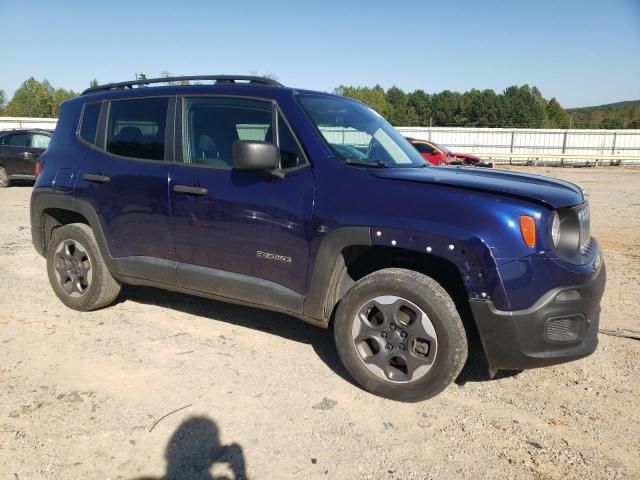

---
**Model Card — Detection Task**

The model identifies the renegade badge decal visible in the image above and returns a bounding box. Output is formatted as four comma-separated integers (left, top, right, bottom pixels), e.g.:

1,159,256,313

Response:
256,251,292,264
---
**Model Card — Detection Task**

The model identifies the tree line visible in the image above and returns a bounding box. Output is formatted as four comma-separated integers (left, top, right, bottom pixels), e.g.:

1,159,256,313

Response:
1,76,638,129
0,78,78,118
336,84,639,129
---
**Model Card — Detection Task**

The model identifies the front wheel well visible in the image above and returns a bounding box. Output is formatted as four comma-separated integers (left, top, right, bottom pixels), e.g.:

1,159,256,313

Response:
330,245,479,341
41,208,90,254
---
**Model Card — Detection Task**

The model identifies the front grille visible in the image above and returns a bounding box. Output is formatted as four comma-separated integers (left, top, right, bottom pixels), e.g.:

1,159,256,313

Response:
576,202,591,254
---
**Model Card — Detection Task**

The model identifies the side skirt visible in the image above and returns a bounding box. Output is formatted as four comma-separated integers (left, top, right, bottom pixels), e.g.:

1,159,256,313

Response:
113,257,324,328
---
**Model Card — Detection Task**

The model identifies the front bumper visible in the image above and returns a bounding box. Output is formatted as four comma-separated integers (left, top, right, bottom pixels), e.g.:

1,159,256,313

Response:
470,261,606,370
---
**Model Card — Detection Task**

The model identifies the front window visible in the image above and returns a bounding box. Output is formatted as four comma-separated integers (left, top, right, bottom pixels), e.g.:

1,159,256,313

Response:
1,132,29,147
298,94,427,168
183,97,273,169
183,97,307,170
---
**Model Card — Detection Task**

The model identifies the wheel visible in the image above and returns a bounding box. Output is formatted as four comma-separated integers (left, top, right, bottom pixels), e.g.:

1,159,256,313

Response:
334,268,468,402
46,223,121,311
0,167,9,187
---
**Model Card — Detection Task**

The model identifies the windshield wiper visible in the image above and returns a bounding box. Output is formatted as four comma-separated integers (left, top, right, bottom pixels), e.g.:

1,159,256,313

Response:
345,158,389,168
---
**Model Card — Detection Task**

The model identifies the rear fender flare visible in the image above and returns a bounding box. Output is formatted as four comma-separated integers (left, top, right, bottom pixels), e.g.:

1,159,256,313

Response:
31,193,117,272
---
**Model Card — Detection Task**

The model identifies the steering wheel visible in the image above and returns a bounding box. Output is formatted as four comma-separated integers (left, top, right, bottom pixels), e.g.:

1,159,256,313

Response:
367,137,385,162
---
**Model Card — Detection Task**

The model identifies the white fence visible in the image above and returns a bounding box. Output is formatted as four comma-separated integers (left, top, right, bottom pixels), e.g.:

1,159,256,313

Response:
397,127,640,165
2,117,640,165
0,117,58,130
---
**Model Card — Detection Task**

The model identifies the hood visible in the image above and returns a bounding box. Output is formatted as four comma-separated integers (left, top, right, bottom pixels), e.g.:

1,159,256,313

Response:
370,166,584,208
453,152,481,162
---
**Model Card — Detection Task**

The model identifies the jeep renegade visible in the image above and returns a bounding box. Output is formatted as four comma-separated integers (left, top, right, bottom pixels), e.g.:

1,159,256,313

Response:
30,75,605,401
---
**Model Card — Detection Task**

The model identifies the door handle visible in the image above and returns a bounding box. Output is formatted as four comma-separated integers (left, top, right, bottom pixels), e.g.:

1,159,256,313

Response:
23,152,36,159
173,185,208,196
83,173,111,184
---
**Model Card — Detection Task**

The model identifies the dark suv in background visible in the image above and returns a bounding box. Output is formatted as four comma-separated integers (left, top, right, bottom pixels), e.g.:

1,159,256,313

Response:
0,128,52,187
30,75,605,401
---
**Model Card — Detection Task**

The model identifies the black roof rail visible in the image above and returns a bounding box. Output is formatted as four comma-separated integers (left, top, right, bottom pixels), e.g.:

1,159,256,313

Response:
81,75,284,95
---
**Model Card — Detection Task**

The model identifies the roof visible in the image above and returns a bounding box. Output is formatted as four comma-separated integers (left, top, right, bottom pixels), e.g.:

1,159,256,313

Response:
0,128,53,134
77,75,346,104
82,75,284,95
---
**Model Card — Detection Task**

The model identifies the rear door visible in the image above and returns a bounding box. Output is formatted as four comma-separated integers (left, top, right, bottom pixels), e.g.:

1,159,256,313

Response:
74,97,176,282
168,96,315,309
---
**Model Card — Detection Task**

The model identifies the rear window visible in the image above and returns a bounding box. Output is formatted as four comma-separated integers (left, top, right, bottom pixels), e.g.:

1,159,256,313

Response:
79,103,101,145
31,133,51,149
107,98,168,160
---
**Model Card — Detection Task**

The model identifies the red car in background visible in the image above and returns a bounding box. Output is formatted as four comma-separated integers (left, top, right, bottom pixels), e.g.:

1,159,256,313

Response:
405,137,492,167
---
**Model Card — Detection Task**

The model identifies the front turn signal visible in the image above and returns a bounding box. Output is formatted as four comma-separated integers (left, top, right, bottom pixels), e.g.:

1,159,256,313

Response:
519,215,536,247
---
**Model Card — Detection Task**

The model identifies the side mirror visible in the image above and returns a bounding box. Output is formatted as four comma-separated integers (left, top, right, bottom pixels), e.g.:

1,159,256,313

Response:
233,141,280,173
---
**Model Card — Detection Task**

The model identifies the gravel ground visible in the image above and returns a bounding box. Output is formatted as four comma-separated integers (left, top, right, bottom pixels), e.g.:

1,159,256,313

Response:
1,167,639,480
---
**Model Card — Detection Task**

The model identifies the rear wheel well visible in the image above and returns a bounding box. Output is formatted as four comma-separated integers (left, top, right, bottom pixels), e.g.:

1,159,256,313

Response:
41,208,90,254
329,245,479,341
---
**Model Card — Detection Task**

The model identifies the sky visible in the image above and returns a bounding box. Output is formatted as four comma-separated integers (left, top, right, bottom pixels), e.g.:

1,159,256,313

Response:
0,0,639,108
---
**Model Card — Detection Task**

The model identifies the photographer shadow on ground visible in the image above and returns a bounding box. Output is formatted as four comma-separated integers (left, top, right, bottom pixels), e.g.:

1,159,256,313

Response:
134,416,247,480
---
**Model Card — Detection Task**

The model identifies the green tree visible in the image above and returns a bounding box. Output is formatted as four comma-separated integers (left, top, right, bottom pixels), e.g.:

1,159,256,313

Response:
0,89,6,115
385,86,417,126
4,78,77,117
431,90,466,126
331,83,639,130
599,117,624,129
407,89,431,126
6,77,53,117
51,88,78,116
89,79,99,88
546,98,569,128
501,85,547,128
335,85,391,118
464,89,501,127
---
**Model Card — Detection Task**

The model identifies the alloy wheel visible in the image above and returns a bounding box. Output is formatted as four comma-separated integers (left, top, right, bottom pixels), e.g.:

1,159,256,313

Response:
53,239,92,297
351,295,438,383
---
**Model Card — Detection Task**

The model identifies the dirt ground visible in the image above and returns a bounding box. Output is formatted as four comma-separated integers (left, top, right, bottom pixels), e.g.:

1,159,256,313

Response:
1,167,639,480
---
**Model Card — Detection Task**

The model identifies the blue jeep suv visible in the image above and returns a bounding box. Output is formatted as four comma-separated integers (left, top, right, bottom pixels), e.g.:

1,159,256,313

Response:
30,75,605,401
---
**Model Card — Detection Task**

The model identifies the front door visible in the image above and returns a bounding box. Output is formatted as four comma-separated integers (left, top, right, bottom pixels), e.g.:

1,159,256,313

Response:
168,96,314,310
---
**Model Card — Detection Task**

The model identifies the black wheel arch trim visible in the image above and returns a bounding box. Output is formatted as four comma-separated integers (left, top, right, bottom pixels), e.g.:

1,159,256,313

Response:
31,193,115,268
303,226,372,321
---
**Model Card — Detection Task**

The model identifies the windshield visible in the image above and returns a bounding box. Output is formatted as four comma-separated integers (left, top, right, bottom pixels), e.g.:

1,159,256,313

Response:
297,94,427,168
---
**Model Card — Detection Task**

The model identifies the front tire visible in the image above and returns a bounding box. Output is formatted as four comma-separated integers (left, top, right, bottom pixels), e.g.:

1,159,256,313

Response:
334,268,468,402
46,223,121,311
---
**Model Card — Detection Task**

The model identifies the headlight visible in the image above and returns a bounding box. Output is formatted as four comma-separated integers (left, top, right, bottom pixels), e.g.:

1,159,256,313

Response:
550,203,591,259
551,211,560,248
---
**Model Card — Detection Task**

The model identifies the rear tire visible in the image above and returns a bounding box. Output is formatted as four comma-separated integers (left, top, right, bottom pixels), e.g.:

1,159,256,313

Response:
0,167,9,188
334,268,468,402
46,223,121,311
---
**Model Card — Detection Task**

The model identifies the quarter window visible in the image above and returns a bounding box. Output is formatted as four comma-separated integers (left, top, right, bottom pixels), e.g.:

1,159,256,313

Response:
79,102,101,145
277,112,306,169
107,98,168,160
184,97,273,169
